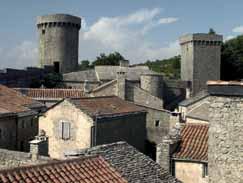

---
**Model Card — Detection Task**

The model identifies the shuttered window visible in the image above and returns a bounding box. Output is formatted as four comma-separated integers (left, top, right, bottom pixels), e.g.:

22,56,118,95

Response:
59,121,71,140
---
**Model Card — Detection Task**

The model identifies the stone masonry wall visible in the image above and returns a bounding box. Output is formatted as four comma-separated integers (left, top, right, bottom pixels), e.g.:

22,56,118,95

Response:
209,96,243,183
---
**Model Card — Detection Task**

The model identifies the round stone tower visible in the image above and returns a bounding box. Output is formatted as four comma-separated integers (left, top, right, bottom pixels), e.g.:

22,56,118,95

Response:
140,74,163,98
37,14,81,73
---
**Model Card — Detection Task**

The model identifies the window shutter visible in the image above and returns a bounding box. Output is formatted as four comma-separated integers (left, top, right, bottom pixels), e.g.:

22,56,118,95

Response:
58,122,63,139
63,122,70,140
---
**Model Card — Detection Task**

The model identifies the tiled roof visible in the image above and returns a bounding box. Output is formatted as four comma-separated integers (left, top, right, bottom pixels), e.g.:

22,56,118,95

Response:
65,141,181,183
173,124,208,162
0,156,127,183
15,88,84,99
69,96,146,117
0,85,43,114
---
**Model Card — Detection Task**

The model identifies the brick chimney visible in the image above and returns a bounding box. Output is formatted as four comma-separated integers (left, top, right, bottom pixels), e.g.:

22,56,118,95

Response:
207,81,243,183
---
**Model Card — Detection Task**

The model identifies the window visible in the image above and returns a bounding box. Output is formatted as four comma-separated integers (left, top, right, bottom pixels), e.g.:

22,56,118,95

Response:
202,164,208,177
0,129,2,139
30,118,34,127
59,121,71,140
42,29,45,35
21,120,25,128
155,120,160,127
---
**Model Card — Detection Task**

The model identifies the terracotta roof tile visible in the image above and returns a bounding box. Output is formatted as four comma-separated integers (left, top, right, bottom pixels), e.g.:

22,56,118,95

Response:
15,88,85,99
0,85,43,114
69,96,146,117
173,124,208,162
0,156,127,183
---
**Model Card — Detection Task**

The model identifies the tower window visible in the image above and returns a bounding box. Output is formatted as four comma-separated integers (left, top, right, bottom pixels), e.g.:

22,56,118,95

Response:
155,120,160,127
42,29,45,35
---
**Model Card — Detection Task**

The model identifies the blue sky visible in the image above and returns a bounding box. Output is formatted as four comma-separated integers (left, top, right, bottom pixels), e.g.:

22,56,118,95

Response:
0,0,243,69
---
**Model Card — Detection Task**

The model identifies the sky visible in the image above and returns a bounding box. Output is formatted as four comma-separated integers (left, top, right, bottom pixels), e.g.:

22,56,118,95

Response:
1,0,243,69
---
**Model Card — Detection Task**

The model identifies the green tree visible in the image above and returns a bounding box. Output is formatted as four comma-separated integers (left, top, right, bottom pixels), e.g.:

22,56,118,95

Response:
221,35,243,80
43,73,64,88
92,52,125,66
78,60,92,70
208,28,216,35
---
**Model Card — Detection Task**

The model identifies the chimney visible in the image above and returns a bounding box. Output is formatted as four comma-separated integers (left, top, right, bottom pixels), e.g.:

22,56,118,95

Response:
156,123,181,172
29,130,48,161
116,67,126,100
207,81,243,183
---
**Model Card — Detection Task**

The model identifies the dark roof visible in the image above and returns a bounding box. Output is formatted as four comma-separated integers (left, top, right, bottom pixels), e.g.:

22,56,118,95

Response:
173,124,208,162
179,90,209,107
0,156,127,183
0,85,43,115
15,88,84,100
65,141,181,183
69,96,146,117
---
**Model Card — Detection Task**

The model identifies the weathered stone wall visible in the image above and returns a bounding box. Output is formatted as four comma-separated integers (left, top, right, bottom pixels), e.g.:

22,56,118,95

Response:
0,116,17,150
126,84,163,109
39,100,93,159
175,161,208,183
209,96,243,183
96,112,147,152
145,107,171,144
37,14,81,73
17,115,38,152
140,74,163,98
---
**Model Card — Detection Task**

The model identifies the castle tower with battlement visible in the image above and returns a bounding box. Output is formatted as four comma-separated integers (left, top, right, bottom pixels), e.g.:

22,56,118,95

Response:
37,14,81,73
180,33,223,96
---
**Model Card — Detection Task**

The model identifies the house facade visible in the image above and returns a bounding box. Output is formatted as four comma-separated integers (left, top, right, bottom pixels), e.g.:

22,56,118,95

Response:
39,96,147,159
0,85,45,152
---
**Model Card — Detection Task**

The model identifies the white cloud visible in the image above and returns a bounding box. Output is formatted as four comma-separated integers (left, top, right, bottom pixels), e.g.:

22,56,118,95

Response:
158,17,179,24
79,8,180,63
224,35,236,42
232,26,243,33
0,41,38,69
0,8,180,69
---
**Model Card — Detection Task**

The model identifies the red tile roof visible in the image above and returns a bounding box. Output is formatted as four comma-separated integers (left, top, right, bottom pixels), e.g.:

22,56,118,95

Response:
69,96,146,117
15,88,84,99
0,85,41,114
173,124,208,162
0,156,127,183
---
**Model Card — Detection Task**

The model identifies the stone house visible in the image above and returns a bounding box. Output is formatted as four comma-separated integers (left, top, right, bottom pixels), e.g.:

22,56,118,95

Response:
207,81,243,183
39,96,147,159
16,88,84,108
157,123,209,183
0,85,45,152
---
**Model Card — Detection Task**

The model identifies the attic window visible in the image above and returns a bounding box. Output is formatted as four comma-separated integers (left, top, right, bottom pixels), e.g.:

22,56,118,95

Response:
155,120,160,127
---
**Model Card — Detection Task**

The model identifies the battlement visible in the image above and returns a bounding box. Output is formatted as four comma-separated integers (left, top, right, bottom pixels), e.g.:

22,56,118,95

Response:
37,14,81,29
179,33,223,45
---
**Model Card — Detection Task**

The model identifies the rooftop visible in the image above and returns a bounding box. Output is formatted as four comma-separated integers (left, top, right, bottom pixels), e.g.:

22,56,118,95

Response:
65,141,181,183
0,85,44,115
173,124,208,162
0,156,127,183
207,80,243,96
68,96,146,117
15,88,84,100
